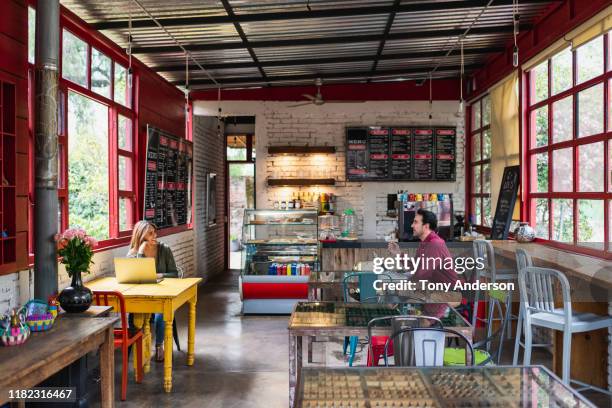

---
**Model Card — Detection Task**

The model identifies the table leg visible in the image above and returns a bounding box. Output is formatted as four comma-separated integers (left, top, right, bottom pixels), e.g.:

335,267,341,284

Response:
187,298,196,366
132,313,152,374
289,334,302,408
99,326,115,408
164,315,174,392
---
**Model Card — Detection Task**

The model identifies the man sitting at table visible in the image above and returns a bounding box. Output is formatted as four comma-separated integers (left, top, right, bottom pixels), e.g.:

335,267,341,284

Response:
388,208,461,286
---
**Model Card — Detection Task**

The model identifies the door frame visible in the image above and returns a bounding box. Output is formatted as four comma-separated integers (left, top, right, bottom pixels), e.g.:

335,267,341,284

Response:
225,133,256,271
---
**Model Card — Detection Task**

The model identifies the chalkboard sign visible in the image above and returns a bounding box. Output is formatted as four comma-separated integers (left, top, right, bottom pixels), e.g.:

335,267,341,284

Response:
143,125,193,229
490,165,520,240
345,126,456,181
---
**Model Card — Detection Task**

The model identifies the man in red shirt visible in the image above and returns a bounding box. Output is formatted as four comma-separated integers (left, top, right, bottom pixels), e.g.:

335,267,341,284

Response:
388,208,460,285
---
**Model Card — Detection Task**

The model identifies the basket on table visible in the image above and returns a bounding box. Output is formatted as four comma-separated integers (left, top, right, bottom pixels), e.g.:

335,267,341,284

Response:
24,299,56,332
0,308,30,346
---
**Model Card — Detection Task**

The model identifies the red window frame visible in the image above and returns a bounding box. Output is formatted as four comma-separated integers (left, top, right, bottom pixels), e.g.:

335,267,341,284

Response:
525,33,612,259
467,95,492,229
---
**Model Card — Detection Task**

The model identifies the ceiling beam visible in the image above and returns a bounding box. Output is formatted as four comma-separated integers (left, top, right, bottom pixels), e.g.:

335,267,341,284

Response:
174,63,482,86
153,47,502,72
91,0,558,30
132,24,530,54
368,0,401,81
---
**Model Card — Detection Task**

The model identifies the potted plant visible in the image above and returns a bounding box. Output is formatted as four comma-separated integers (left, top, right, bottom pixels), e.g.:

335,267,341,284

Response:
230,234,241,252
55,228,97,313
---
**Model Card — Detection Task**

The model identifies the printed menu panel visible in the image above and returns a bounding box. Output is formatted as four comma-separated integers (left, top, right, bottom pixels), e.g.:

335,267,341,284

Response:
435,128,456,181
144,125,193,228
368,127,389,179
390,128,411,179
412,128,434,180
346,128,369,179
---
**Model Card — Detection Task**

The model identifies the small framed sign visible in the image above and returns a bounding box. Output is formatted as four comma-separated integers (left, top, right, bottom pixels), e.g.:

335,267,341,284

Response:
206,173,217,227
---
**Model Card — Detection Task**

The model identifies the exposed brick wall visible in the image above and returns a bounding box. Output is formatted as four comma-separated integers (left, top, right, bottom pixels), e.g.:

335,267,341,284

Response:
195,101,465,239
193,116,226,281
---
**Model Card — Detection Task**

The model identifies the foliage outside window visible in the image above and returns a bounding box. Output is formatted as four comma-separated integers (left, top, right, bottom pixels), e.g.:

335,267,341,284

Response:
469,95,492,227
527,33,611,256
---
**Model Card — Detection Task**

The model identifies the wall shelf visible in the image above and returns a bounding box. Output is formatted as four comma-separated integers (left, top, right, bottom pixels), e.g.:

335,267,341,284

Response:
267,178,336,187
268,146,336,155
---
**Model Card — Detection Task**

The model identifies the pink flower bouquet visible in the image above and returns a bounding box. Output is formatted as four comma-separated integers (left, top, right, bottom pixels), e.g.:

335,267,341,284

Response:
54,228,97,277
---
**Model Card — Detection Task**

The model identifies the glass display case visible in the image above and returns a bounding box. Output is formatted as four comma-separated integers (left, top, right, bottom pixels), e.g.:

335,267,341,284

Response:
240,209,319,314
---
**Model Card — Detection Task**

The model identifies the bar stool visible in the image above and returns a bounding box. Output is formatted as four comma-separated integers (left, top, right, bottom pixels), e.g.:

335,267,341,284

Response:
471,240,516,340
519,266,612,394
512,248,551,365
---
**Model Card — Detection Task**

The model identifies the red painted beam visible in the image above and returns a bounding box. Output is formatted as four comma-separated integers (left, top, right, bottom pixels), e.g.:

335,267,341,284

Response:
190,79,462,101
469,0,611,98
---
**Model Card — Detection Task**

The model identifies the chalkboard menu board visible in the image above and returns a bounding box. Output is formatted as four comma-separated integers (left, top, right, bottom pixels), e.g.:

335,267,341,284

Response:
143,125,193,228
490,165,520,240
345,126,456,181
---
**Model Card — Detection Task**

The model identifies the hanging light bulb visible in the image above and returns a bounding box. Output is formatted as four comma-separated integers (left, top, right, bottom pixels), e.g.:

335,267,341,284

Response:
127,2,133,89
459,38,465,114
428,72,433,122
512,0,520,67
217,87,222,136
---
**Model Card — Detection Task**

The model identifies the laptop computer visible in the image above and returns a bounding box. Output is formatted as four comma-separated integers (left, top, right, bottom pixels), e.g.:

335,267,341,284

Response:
114,258,164,284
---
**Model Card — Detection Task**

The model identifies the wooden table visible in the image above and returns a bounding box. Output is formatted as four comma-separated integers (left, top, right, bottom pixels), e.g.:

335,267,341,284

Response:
0,315,118,407
86,277,202,392
288,301,473,408
295,366,596,408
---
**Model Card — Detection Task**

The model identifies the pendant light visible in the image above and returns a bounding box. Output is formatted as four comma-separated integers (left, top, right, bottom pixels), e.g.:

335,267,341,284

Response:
127,1,133,89
428,72,433,123
512,0,520,67
184,53,189,121
459,39,465,115
217,87,222,137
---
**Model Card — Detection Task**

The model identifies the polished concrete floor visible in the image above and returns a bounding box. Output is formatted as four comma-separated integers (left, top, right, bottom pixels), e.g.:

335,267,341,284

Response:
106,270,609,407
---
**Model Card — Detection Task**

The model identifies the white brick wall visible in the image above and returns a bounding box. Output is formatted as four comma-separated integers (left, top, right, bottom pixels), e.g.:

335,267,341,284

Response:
195,100,465,239
0,230,195,315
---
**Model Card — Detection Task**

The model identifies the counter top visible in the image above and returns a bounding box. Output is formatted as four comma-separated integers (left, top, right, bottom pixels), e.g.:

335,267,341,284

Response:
321,239,471,249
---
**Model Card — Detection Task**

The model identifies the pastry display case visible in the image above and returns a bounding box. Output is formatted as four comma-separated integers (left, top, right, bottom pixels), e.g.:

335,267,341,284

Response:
240,209,319,314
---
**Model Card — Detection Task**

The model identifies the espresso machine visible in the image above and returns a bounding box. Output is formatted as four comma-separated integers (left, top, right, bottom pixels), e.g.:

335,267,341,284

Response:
396,193,454,241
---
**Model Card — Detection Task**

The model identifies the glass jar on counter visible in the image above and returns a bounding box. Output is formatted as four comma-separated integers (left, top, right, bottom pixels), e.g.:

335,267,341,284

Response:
318,214,339,241
340,208,358,240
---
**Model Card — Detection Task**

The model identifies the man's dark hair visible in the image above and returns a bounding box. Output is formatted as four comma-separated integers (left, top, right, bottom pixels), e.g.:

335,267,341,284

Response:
416,208,437,231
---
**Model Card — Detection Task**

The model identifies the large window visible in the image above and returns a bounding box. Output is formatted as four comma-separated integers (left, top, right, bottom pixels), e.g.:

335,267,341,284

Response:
526,33,611,256
469,95,492,227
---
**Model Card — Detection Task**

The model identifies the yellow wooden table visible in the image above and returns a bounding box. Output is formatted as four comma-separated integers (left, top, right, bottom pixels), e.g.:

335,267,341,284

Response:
86,277,202,392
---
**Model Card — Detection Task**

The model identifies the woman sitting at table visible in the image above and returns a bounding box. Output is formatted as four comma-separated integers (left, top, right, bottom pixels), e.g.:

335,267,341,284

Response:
127,220,179,362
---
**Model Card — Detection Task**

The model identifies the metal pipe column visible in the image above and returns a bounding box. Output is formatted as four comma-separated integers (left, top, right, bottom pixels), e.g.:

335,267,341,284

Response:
34,0,60,299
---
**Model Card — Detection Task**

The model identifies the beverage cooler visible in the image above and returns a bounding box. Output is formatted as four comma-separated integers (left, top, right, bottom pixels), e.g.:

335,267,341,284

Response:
397,193,454,241
239,209,319,314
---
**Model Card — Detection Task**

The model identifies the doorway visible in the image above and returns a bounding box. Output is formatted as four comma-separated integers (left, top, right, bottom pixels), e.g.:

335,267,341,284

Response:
226,121,256,270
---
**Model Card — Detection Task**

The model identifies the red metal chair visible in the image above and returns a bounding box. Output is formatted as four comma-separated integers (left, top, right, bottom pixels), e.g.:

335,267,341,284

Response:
92,290,143,401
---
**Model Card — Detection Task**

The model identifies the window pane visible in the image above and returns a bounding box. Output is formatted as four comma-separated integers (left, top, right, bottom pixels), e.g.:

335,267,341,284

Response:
577,36,604,84
578,142,604,192
252,135,256,158
114,63,130,108
578,83,604,137
482,197,492,227
118,115,132,151
532,106,548,147
552,199,573,242
62,30,88,87
482,96,491,127
473,165,481,194
552,148,573,192
535,198,549,239
472,198,482,225
482,130,491,160
58,144,65,189
551,48,572,95
28,7,35,64
227,135,247,160
119,197,133,232
68,92,109,240
578,199,604,248
531,61,548,104
472,102,481,130
91,48,111,98
58,198,63,232
552,96,572,143
531,153,548,192
118,155,132,191
482,163,490,194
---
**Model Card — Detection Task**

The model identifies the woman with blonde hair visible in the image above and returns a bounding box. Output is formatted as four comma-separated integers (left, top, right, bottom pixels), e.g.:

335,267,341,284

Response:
128,220,178,361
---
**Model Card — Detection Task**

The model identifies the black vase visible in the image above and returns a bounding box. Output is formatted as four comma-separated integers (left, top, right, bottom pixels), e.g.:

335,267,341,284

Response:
58,271,92,313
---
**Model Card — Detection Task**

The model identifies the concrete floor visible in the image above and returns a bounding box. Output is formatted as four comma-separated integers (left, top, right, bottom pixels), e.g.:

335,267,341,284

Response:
105,270,609,408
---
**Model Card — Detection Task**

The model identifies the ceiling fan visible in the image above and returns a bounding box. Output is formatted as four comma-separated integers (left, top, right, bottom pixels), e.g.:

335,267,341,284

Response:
289,78,365,107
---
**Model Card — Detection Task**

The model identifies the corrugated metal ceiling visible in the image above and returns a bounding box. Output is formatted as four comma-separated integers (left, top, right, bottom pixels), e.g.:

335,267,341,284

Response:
59,0,560,89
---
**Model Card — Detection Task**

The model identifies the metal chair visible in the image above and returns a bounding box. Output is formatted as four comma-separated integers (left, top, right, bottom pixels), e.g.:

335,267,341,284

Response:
93,291,143,401
341,272,392,366
519,266,612,394
367,315,442,366
471,240,516,338
512,249,550,365
382,326,475,367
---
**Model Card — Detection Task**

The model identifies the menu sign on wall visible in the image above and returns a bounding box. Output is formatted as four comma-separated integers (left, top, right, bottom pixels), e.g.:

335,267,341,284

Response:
144,125,193,228
345,126,456,181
